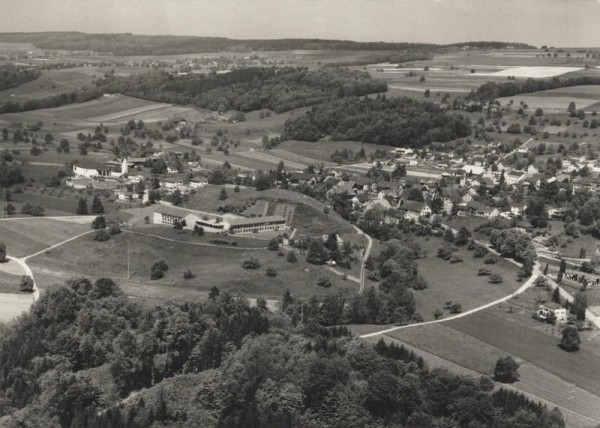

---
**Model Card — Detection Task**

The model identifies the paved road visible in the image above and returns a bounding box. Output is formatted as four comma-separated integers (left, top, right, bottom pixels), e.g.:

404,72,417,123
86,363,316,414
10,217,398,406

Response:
352,225,373,294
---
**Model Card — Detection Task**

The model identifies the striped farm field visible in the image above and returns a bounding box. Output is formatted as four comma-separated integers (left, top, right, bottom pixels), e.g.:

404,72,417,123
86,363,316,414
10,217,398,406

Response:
235,149,308,169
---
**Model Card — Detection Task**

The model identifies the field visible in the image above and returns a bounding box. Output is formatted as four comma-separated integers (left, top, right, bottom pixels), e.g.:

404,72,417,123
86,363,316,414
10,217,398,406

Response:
0,218,91,258
0,271,23,294
382,323,600,427
412,236,523,320
27,230,355,302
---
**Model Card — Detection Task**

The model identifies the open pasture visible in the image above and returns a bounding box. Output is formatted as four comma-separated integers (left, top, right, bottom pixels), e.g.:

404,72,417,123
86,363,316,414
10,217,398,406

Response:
497,94,599,111
412,236,523,320
0,217,90,257
0,271,23,294
447,308,600,396
475,66,584,78
27,230,354,301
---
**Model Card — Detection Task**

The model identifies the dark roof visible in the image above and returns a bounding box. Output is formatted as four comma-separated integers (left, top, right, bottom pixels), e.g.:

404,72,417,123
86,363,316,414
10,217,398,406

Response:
228,215,286,227
400,201,427,212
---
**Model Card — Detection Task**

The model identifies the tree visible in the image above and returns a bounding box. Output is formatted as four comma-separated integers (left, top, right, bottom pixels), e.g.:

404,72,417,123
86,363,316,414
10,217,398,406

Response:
559,259,567,274
183,269,194,280
219,188,228,200
0,242,6,262
286,251,297,263
306,239,328,265
317,277,332,288
91,196,105,214
151,260,168,279
266,268,277,277
76,198,88,215
455,226,471,246
560,326,580,352
572,291,588,321
449,303,462,313
19,275,34,292
268,238,279,251
94,230,110,241
489,273,503,283
494,356,519,383
443,228,455,243
91,215,106,230
242,257,261,269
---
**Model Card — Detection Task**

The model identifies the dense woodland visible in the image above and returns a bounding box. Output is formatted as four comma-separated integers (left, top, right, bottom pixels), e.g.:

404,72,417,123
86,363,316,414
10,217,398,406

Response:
0,65,40,91
0,278,564,427
472,75,600,102
283,96,472,146
100,67,387,113
0,33,533,55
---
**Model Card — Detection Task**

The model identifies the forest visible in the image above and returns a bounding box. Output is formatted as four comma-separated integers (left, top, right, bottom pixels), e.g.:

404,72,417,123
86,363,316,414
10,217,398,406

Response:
283,95,472,146
0,65,40,91
100,67,387,113
471,75,600,102
0,277,565,428
0,32,533,55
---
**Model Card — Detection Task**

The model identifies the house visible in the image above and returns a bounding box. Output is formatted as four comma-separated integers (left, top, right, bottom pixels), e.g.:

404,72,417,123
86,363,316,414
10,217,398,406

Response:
505,170,528,185
537,302,567,322
510,202,527,217
442,189,463,214
548,207,568,220
399,201,431,221
189,177,208,188
462,164,485,176
351,192,370,209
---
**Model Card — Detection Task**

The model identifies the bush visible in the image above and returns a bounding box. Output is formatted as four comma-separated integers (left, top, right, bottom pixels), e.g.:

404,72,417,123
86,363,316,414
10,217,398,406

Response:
183,269,195,280
560,326,581,352
484,254,498,264
449,303,462,314
473,245,488,258
449,253,464,263
489,273,503,284
93,230,110,242
317,277,332,288
19,275,34,292
242,257,261,269
266,268,278,277
286,251,298,263
108,223,121,235
0,242,6,263
91,215,106,230
151,265,164,280
478,268,492,276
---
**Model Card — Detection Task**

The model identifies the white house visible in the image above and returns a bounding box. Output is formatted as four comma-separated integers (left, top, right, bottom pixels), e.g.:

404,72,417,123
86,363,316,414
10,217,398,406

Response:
399,201,431,221
537,302,567,322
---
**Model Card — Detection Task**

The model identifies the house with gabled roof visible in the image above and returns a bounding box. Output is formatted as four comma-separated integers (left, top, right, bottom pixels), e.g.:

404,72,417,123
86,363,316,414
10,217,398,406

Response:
399,201,431,221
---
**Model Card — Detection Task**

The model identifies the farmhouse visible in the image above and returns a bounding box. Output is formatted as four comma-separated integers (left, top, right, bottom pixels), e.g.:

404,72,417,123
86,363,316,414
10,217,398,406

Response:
399,201,431,220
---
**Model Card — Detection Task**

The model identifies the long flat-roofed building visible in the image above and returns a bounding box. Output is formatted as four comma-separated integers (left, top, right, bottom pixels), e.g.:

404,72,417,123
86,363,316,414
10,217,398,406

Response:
152,204,287,234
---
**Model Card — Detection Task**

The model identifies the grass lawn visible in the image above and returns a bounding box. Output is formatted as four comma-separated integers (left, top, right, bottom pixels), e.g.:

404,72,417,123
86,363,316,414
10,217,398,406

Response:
0,218,90,257
28,231,354,302
386,323,506,374
412,236,523,320
0,271,23,294
128,225,270,248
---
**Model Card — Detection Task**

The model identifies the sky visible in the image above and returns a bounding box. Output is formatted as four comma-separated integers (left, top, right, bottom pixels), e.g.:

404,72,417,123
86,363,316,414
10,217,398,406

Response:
1,0,599,47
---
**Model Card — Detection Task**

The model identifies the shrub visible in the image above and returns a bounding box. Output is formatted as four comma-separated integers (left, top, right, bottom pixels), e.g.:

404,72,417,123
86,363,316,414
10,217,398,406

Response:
478,268,492,276
91,215,106,230
0,242,6,262
560,326,580,352
286,251,298,263
449,303,462,314
20,275,34,292
317,277,332,288
93,230,110,241
473,245,488,258
450,253,464,263
151,264,164,280
484,254,498,264
433,308,443,320
108,223,121,235
183,269,194,280
489,273,503,284
266,268,278,277
242,257,261,269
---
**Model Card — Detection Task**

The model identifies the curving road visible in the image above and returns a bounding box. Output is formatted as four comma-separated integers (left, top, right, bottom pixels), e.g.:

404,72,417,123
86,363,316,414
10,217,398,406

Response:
352,225,373,294
361,263,540,338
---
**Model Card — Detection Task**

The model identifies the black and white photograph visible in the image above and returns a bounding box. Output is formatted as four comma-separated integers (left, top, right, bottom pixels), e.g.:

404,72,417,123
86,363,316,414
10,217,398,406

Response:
0,0,599,426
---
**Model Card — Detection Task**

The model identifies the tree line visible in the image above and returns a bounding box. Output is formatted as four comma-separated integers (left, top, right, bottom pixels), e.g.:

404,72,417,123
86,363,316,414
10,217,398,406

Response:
0,277,564,427
283,95,472,146
471,75,600,102
0,64,40,91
